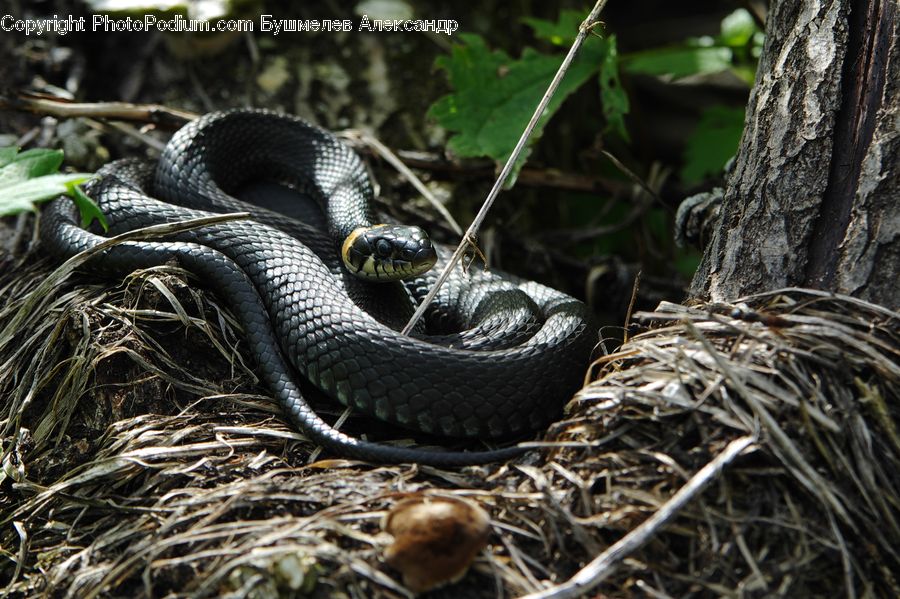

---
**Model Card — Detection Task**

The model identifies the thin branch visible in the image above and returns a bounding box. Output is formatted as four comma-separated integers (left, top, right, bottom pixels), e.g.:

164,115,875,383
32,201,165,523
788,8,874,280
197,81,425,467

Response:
97,119,167,152
600,149,666,209
623,270,641,344
518,435,757,599
401,0,612,336
0,93,196,129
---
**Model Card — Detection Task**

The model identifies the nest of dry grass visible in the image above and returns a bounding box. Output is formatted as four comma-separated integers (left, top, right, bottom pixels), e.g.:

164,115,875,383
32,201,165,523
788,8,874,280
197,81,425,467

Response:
1,239,898,598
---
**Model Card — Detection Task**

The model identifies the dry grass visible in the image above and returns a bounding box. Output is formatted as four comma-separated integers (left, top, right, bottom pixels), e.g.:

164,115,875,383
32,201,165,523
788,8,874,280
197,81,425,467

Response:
1,237,898,598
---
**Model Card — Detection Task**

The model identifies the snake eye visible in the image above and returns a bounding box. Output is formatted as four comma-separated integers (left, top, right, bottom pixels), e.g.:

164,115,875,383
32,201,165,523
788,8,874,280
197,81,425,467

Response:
375,238,393,258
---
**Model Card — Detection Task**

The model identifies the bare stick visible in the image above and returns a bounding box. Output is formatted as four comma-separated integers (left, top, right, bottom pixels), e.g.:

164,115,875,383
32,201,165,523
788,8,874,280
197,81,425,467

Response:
518,435,757,599
400,0,610,335
0,93,197,129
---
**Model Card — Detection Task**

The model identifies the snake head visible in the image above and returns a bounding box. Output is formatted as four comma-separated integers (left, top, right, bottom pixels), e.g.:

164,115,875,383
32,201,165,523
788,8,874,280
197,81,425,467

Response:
341,224,437,281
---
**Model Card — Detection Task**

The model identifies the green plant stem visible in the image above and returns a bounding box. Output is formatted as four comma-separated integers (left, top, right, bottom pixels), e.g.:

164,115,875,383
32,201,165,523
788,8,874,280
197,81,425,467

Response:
401,0,610,336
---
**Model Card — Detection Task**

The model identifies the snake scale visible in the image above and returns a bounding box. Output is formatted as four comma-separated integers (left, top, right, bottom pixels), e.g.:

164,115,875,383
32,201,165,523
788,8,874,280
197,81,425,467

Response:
41,109,594,465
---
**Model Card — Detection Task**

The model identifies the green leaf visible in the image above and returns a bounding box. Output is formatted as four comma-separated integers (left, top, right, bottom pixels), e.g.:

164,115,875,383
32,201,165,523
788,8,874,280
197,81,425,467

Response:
0,173,93,216
525,15,629,140
70,184,108,230
598,34,629,140
0,147,19,166
523,9,585,46
523,10,629,140
719,8,757,47
0,148,65,187
681,106,744,183
621,46,733,79
0,146,101,227
429,32,605,182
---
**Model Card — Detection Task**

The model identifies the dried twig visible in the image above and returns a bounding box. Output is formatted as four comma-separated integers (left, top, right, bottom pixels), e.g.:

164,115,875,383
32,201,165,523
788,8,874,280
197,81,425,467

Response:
0,93,196,129
401,0,612,335
520,435,757,599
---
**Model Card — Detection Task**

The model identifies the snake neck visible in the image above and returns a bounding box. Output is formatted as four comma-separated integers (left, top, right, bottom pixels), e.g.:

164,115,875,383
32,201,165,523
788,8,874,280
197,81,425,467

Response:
326,182,375,242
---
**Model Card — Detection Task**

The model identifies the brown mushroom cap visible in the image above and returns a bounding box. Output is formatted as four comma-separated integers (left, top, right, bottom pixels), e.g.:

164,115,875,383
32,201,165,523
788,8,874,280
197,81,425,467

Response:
383,495,491,593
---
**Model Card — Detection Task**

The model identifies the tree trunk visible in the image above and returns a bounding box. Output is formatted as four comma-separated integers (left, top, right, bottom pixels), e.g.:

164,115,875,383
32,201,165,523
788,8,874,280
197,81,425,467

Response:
690,0,899,309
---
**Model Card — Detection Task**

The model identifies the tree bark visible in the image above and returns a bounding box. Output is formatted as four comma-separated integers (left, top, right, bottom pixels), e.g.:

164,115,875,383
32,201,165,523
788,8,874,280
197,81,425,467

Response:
690,0,899,309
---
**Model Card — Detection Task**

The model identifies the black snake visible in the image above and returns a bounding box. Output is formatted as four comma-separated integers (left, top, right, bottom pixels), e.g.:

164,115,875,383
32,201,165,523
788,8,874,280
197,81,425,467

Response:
41,109,594,465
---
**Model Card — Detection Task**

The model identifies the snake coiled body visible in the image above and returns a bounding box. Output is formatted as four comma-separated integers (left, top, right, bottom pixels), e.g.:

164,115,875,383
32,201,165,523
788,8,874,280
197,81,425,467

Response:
41,109,594,465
